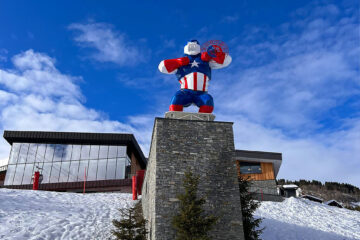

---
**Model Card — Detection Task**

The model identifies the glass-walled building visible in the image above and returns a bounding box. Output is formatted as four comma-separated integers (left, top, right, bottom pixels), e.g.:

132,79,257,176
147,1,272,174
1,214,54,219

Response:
2,131,147,192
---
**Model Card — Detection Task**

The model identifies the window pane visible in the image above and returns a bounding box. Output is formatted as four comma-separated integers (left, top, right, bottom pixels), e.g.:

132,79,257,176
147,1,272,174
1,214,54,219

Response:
108,146,117,158
4,164,16,185
68,161,79,182
53,145,65,162
117,146,126,158
45,144,55,162
71,145,81,160
62,145,72,161
18,143,29,164
41,163,52,183
239,162,262,174
59,161,70,182
50,162,61,183
22,164,35,184
97,159,107,180
26,144,38,163
116,158,126,179
78,160,89,181
90,145,99,159
9,143,21,164
80,145,90,160
87,160,98,181
106,158,116,180
99,146,108,159
13,164,25,185
35,144,46,163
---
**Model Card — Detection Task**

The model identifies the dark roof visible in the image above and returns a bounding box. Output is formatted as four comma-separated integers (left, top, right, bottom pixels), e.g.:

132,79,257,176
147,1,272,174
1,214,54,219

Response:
235,150,282,160
3,130,147,168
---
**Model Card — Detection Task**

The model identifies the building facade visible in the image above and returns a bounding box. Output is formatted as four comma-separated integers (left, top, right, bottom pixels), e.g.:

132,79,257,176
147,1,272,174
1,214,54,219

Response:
2,131,146,192
236,150,283,201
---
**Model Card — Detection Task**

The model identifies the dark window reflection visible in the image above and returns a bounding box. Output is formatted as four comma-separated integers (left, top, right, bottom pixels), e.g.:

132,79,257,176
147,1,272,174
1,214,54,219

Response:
239,162,262,174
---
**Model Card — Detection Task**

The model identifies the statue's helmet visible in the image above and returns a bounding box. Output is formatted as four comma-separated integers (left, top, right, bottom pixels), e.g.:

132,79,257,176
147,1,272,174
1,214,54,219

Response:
184,40,201,55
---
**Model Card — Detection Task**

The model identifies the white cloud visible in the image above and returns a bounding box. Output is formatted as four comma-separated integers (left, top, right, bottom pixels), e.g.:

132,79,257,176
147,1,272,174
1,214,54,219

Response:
214,3,359,133
210,3,360,186
68,22,142,66
0,49,152,166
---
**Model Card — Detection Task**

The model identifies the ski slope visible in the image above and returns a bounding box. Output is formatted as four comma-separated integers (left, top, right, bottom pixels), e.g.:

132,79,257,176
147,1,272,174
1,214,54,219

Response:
0,189,133,240
0,188,359,240
255,197,360,240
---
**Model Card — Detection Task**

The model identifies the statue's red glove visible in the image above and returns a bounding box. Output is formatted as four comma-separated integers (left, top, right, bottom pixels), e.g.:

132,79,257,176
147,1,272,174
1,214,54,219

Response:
163,57,189,73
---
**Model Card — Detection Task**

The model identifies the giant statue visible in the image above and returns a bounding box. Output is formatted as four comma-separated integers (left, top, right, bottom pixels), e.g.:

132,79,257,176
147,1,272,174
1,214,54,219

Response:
158,40,232,113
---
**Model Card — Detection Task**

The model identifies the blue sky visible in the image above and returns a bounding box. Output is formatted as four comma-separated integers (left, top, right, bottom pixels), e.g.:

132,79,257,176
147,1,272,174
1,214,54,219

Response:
0,0,359,186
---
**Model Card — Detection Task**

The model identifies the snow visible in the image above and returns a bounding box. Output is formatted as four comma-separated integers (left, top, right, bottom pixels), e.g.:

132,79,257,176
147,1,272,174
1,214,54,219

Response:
281,184,299,189
255,197,360,240
1,189,359,240
0,188,133,240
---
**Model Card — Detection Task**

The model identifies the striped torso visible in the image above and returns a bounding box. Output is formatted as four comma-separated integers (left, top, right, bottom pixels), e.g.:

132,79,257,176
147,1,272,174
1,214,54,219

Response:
179,72,209,92
175,54,211,92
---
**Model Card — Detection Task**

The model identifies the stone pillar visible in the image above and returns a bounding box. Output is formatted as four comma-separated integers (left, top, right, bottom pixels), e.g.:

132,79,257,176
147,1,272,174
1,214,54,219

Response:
142,115,245,240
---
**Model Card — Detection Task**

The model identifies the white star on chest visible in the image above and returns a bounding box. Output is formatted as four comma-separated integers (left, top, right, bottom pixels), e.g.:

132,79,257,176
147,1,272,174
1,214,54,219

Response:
191,60,199,68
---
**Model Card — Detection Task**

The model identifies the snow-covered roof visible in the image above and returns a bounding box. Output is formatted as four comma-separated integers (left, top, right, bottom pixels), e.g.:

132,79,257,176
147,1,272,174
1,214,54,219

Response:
282,184,298,189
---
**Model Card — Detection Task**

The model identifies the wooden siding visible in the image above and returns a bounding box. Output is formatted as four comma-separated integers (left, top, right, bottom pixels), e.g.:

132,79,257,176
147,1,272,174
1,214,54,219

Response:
131,152,142,175
236,161,275,181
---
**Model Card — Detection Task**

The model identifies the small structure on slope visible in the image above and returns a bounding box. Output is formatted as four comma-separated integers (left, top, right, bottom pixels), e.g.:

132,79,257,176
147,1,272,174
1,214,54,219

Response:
278,184,301,198
325,200,343,208
302,194,323,203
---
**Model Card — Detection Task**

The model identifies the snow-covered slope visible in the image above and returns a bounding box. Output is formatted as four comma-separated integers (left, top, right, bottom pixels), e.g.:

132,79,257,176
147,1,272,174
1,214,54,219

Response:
0,189,133,240
255,197,360,240
0,189,359,240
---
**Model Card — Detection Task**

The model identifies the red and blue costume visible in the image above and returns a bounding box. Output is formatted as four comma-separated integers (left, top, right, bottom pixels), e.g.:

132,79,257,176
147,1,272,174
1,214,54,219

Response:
158,40,231,113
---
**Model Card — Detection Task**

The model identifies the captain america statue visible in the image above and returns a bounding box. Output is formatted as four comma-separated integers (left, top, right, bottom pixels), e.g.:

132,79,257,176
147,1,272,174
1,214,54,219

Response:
158,40,232,113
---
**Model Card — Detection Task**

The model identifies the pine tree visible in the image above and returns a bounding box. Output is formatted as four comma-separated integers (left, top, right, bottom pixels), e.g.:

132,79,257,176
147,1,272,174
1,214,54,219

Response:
238,176,263,240
172,170,218,240
112,200,147,240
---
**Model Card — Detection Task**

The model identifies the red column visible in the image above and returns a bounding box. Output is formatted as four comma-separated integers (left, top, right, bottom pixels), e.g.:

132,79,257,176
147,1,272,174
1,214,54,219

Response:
136,170,145,195
132,175,137,200
33,171,40,190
